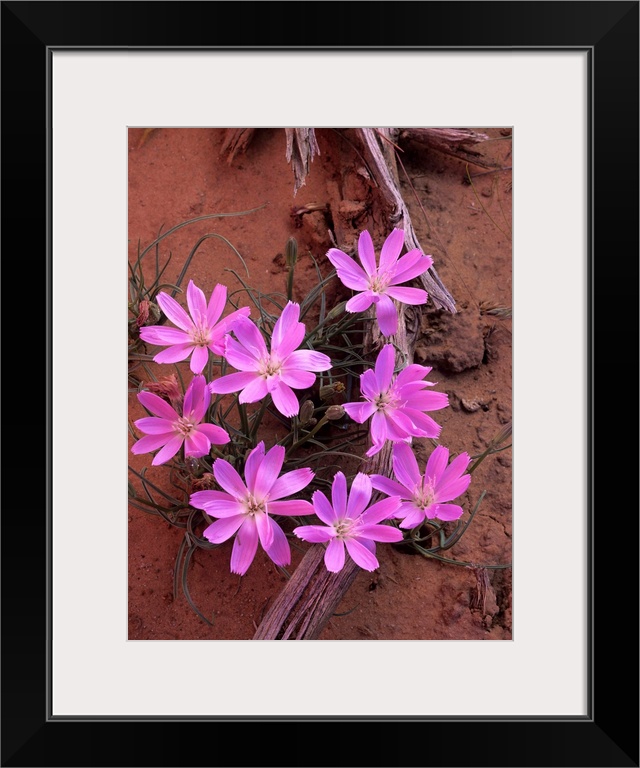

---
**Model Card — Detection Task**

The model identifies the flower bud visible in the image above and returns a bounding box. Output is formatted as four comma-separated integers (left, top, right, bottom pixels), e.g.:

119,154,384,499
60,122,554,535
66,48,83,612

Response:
285,237,298,268
319,381,345,401
324,301,347,322
326,405,345,421
299,400,315,426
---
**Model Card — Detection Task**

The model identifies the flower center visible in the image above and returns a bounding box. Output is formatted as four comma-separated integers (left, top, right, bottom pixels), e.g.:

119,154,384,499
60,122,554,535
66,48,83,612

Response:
334,517,357,540
259,355,282,379
413,478,436,511
374,390,397,412
369,274,390,294
190,325,211,348
244,493,266,517
175,416,197,437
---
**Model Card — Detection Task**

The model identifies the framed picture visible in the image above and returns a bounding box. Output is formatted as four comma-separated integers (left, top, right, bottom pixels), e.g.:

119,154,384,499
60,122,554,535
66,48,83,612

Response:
3,1,637,766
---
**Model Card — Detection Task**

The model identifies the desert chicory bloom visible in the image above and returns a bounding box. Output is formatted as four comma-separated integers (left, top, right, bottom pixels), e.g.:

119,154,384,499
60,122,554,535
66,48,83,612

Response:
190,442,314,575
371,442,472,527
326,228,433,337
293,471,403,573
139,280,251,374
210,301,332,418
131,374,230,466
343,343,448,457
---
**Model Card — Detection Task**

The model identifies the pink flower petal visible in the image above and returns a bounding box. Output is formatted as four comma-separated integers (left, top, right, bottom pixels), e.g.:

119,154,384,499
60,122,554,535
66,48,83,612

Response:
359,523,403,543
359,369,379,400
385,286,428,306
345,538,379,571
280,368,316,390
394,364,433,387
401,408,443,438
402,390,449,412
131,433,175,455
268,499,314,517
391,250,433,284
255,511,274,550
230,520,259,575
183,375,208,419
436,470,472,502
269,467,314,501
206,282,227,327
152,436,185,466
186,280,207,323
284,349,332,372
324,538,346,572
437,451,472,489
370,411,388,444
190,491,243,517
152,344,195,366
331,472,347,518
184,430,211,457
313,489,338,525
361,496,402,525
203,514,245,544
224,335,261,370
270,382,299,417
392,442,422,489
357,229,378,276
370,474,410,499
210,307,252,353
213,458,247,499
243,442,266,490
374,294,398,337
210,371,259,395
271,302,304,358
326,248,369,291
342,401,376,423
189,345,210,374
264,519,291,567
196,423,230,446
425,445,450,485
137,390,179,421
365,441,384,457
346,291,376,313
374,344,396,392
431,503,464,521
134,417,175,435
252,443,285,500
238,376,270,404
139,326,191,346
399,507,427,529
293,525,335,543
232,315,268,360
346,473,372,518
156,291,194,332
379,228,405,272
381,410,415,441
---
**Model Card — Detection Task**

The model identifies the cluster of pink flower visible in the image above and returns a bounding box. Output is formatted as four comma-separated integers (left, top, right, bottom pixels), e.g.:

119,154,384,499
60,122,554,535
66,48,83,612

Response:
131,229,472,575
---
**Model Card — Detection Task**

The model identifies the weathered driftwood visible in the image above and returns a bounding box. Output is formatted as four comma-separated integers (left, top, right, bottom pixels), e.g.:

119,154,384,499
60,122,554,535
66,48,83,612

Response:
220,128,256,163
398,127,494,169
284,128,321,196
253,302,421,640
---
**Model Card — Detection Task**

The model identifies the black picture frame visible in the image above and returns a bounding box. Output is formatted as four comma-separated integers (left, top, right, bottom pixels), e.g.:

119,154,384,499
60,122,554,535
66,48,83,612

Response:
2,2,638,766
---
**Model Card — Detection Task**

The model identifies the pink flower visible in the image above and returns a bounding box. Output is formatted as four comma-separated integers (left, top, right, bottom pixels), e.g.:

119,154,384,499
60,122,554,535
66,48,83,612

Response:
131,375,230,466
139,280,251,374
343,344,448,457
293,471,403,573
190,442,314,575
326,228,433,337
371,442,472,527
210,301,332,418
